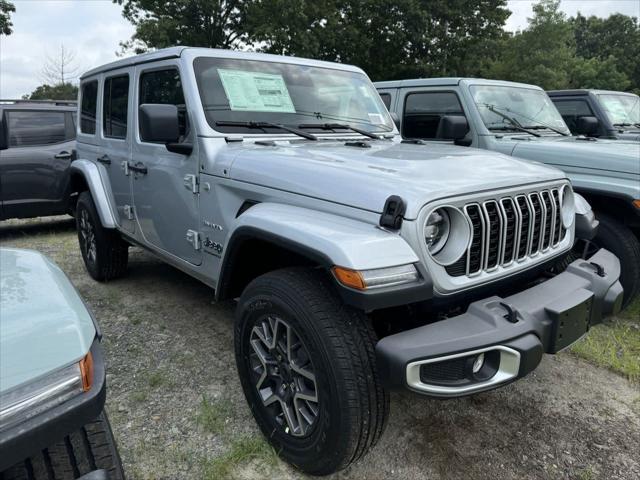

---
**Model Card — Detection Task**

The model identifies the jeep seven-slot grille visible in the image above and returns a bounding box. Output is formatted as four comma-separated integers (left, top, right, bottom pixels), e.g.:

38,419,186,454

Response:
446,188,566,277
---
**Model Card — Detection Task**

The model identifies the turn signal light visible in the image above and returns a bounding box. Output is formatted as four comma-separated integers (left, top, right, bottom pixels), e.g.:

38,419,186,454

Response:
332,267,366,290
79,352,94,392
633,199,640,210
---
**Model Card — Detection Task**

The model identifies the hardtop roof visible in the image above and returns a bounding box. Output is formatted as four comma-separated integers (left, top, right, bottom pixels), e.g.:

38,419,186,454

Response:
374,77,544,90
547,89,639,97
81,47,365,80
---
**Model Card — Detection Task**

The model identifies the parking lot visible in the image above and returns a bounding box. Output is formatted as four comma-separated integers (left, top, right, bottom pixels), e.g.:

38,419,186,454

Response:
1,216,639,480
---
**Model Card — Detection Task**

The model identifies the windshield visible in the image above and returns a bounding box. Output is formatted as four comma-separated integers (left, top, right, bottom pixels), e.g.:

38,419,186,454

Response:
597,94,640,125
470,85,570,135
193,57,394,135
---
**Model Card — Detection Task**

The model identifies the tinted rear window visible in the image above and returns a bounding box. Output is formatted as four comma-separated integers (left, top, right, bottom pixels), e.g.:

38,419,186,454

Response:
80,80,98,134
103,75,129,139
6,111,67,147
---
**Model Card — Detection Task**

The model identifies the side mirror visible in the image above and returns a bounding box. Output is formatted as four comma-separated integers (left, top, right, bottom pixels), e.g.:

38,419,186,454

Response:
575,116,599,136
438,115,469,140
139,104,180,143
390,112,401,130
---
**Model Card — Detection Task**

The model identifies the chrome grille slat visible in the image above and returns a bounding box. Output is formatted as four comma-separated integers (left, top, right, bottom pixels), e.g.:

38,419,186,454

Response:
446,188,568,278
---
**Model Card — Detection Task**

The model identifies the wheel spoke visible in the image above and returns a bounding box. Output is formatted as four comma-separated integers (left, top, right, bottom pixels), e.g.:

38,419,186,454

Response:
248,315,319,438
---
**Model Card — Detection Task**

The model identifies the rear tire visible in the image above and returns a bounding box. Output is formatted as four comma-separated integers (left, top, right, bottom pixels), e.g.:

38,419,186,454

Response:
234,268,389,475
1,412,124,480
593,213,640,308
76,191,128,281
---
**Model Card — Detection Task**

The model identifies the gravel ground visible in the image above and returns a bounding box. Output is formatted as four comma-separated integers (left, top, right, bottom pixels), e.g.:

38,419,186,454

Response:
1,216,639,480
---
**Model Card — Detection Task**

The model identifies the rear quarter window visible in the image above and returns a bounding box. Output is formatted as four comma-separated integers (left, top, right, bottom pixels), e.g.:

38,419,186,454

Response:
80,80,98,134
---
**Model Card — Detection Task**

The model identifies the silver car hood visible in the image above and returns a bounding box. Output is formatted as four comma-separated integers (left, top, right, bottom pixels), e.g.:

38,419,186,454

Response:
509,136,640,175
227,140,566,219
0,248,95,393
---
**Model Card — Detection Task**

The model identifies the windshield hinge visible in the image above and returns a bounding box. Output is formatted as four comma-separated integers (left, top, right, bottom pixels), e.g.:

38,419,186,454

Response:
186,230,201,250
183,174,199,194
379,195,406,230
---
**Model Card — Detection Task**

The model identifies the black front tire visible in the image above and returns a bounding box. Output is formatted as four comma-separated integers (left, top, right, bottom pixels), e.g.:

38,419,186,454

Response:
593,213,640,308
234,268,389,475
1,412,125,480
76,191,128,281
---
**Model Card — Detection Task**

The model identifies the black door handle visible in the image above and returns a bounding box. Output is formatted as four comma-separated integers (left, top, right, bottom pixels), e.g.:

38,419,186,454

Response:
128,162,148,175
54,151,72,159
97,155,112,165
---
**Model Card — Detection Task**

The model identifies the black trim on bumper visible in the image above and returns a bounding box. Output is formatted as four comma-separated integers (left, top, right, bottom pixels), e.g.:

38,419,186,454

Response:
376,248,623,397
0,338,106,471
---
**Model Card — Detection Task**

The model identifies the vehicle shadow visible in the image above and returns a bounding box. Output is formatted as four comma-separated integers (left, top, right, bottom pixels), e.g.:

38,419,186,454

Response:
0,216,75,240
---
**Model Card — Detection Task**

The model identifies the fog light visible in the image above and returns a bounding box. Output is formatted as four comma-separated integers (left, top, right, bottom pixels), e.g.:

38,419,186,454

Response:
472,353,485,374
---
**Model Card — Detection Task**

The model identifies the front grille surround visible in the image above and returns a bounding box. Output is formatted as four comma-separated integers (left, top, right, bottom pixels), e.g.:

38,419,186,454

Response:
414,181,573,295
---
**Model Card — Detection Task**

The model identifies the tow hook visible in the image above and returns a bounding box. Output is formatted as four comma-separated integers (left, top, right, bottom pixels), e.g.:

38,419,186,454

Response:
589,262,605,277
500,302,519,323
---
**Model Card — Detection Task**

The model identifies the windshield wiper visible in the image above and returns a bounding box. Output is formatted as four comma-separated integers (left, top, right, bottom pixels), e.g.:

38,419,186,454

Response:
297,123,381,139
521,124,570,136
215,121,317,141
480,104,541,137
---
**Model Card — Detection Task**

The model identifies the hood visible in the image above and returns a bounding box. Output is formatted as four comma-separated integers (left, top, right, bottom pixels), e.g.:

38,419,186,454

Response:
225,140,566,219
510,135,640,175
0,249,95,393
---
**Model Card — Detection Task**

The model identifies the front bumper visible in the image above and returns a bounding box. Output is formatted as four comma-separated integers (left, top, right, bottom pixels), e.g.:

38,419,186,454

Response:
0,339,106,471
376,248,623,397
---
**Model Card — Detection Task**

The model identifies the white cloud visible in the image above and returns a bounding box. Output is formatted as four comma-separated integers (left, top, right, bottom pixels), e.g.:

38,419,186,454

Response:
506,0,640,32
0,1,638,98
0,0,135,98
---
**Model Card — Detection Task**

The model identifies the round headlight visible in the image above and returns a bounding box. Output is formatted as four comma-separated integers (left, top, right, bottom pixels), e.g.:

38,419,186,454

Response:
425,209,450,254
560,185,575,228
423,206,472,266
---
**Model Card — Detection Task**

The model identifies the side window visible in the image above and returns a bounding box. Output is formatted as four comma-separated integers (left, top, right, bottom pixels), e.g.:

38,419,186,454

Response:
6,111,66,147
552,99,593,132
379,93,392,110
103,75,130,139
403,92,464,139
80,81,98,134
139,68,188,140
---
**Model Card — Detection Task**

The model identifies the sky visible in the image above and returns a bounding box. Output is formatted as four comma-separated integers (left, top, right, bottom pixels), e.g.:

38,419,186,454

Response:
1,0,639,99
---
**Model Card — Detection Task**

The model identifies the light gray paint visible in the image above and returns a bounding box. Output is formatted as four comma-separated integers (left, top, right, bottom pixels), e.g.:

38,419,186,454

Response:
376,78,640,203
75,48,573,296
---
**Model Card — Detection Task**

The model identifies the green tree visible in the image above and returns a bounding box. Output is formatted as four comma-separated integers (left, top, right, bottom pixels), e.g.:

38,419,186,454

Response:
0,0,15,35
247,0,510,81
113,0,252,53
486,0,630,91
571,13,640,93
23,83,79,101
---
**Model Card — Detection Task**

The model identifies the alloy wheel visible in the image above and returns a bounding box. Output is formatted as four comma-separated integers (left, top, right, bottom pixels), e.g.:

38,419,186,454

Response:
79,209,97,264
249,315,319,437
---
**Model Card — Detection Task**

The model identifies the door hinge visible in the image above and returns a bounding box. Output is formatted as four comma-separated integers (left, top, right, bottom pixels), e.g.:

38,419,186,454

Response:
121,160,130,176
124,204,134,220
186,229,201,250
183,174,199,194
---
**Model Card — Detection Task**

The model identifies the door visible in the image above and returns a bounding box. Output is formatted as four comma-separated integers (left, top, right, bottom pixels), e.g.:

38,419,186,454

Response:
131,62,202,266
0,109,75,219
100,71,135,233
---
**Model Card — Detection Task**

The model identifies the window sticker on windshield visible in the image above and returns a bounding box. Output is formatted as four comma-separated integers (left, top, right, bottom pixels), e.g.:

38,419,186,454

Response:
218,69,295,113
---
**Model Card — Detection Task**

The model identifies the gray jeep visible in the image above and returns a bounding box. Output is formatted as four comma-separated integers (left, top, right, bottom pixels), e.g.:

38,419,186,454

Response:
376,78,640,307
71,48,622,475
547,89,640,141
0,100,78,220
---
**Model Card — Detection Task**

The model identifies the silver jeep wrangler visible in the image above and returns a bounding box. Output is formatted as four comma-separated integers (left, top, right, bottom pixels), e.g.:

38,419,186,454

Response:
70,47,623,475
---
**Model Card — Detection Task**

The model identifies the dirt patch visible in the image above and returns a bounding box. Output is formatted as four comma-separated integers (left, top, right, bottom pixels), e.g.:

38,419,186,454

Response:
2,216,639,480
